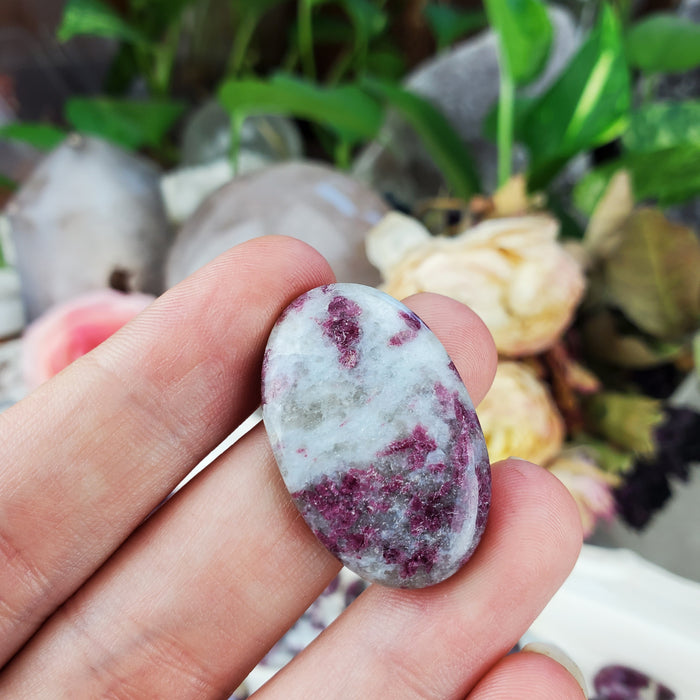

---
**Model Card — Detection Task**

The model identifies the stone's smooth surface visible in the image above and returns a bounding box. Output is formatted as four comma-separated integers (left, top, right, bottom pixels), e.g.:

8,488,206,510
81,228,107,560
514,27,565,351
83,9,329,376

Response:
165,162,388,288
6,136,171,320
262,283,491,588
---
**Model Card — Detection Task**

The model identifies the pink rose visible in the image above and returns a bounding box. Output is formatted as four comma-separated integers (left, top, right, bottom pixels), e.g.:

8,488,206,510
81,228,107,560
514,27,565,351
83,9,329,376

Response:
22,289,154,389
548,449,620,539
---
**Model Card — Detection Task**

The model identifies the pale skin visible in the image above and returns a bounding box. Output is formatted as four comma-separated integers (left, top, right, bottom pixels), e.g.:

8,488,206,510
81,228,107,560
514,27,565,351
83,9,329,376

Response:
0,237,584,698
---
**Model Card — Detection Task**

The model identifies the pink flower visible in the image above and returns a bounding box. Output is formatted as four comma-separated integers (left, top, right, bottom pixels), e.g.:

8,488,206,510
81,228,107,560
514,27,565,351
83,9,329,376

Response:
22,289,154,389
548,449,620,539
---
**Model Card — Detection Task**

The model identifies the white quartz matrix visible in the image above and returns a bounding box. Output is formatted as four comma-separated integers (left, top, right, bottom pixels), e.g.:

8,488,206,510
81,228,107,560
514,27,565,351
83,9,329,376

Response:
262,283,490,588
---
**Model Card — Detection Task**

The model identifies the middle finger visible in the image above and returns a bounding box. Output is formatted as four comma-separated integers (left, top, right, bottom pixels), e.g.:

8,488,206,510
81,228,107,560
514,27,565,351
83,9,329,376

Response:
0,294,497,696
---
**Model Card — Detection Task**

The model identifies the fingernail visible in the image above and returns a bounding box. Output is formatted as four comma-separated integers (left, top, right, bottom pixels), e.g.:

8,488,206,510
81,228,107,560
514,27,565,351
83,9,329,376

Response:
522,642,588,697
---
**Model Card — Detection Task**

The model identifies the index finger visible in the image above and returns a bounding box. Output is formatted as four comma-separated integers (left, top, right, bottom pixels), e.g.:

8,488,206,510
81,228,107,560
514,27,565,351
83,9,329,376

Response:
0,236,334,665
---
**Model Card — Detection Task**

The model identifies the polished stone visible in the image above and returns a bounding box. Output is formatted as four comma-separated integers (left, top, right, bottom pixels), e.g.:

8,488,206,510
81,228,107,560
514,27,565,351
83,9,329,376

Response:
262,283,490,588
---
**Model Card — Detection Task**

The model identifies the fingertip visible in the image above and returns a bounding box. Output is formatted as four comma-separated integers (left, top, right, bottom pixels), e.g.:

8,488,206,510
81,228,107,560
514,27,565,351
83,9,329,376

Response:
470,647,587,699
521,643,588,697
489,458,583,581
401,292,498,406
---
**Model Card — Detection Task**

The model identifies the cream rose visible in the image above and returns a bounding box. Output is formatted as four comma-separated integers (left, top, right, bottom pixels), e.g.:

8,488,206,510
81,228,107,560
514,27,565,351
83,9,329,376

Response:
367,212,585,356
476,361,564,466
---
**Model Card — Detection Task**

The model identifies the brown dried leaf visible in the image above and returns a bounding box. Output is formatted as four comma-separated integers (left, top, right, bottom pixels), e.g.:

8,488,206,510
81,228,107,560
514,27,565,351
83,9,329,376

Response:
584,170,633,260
604,208,700,339
582,310,683,368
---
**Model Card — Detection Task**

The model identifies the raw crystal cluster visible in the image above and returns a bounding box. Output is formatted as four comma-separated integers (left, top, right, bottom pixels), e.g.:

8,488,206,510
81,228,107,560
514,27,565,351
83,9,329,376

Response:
261,283,490,588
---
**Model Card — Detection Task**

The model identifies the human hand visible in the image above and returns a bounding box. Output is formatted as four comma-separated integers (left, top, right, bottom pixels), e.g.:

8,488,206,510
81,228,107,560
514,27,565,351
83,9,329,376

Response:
0,237,584,698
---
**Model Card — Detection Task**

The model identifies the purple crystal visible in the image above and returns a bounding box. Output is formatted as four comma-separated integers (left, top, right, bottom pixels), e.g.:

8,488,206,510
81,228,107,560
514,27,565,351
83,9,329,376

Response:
594,665,676,700
261,283,491,588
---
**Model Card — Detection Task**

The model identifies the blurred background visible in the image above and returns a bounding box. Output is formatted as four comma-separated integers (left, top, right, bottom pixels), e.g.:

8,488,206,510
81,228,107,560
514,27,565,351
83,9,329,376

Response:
1,1,700,697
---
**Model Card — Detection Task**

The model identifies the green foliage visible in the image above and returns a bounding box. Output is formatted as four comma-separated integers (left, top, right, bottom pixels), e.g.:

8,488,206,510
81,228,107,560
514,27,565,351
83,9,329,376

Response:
37,0,700,213
521,4,630,186
362,78,481,198
337,0,387,44
0,123,68,150
219,74,383,145
484,0,552,185
575,145,700,212
484,0,552,87
623,101,700,152
57,0,147,44
574,436,634,475
424,5,487,51
626,13,700,74
365,45,406,81
126,0,200,39
65,98,185,150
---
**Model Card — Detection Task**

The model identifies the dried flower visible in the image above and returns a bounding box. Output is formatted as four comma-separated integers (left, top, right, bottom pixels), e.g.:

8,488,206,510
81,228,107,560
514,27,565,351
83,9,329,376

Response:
477,361,565,465
367,213,585,356
615,408,700,529
548,448,620,538
22,289,153,389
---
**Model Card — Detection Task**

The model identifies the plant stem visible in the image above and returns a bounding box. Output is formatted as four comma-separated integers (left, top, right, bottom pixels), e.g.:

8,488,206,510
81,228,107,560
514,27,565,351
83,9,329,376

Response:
227,9,258,77
497,69,515,187
298,0,316,80
326,48,354,86
151,17,183,96
229,111,246,174
334,139,351,170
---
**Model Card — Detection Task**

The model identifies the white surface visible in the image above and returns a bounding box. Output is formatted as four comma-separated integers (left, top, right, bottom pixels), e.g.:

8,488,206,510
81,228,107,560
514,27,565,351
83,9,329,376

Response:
526,544,700,698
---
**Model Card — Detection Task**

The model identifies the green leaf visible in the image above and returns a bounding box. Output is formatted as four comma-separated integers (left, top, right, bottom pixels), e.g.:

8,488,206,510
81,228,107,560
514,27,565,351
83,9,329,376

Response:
362,78,480,198
574,436,635,475
424,4,487,51
574,145,700,213
482,95,537,141
312,15,356,44
0,123,68,150
337,0,387,41
623,100,700,153
626,13,700,74
604,208,700,339
522,4,630,183
586,392,664,456
57,0,147,44
65,98,185,150
366,47,407,81
483,0,552,86
219,74,383,144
